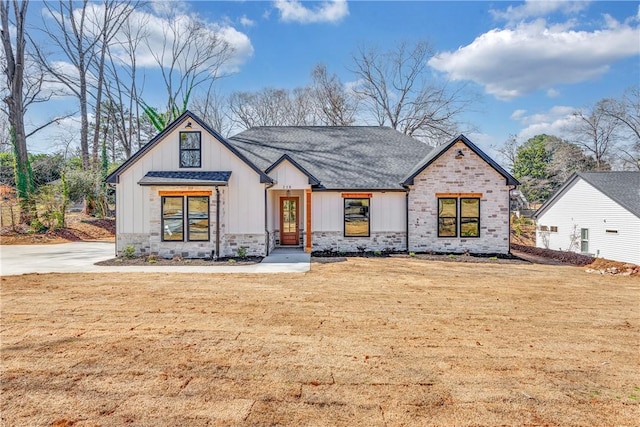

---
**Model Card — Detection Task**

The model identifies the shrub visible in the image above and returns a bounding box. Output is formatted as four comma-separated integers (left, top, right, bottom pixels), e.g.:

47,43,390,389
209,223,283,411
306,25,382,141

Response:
122,245,135,259
237,246,247,258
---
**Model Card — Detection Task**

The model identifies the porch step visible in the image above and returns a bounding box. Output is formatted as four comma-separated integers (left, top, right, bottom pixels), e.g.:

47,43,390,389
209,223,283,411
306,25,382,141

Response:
262,247,310,264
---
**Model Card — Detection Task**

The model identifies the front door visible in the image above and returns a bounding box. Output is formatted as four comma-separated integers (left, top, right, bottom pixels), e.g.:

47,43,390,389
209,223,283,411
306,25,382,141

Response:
280,197,299,245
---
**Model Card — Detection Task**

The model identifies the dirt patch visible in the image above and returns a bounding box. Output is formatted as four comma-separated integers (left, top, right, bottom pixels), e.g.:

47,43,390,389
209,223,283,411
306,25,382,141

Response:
0,213,115,245
2,258,638,426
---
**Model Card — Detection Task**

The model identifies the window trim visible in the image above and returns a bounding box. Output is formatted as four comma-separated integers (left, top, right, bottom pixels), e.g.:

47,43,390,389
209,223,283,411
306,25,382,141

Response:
437,197,481,238
179,131,202,168
161,196,184,242
187,196,210,242
437,198,458,238
460,197,480,238
161,195,210,242
344,197,370,238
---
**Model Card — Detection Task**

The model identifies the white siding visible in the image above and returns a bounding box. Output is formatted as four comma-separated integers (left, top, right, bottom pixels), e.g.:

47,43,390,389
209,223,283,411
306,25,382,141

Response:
115,117,265,251
268,160,311,190
311,191,405,233
536,178,640,264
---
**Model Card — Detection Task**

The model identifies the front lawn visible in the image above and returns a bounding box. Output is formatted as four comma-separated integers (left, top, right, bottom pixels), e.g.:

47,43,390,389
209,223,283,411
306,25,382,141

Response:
1,258,638,426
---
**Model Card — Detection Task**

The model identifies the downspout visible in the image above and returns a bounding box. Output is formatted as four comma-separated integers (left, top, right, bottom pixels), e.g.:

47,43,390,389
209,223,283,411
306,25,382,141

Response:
264,185,269,256
405,187,410,253
264,182,274,256
508,184,516,255
215,186,220,260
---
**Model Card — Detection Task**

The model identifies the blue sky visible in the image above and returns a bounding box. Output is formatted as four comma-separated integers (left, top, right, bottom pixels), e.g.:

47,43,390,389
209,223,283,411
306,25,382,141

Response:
21,0,640,164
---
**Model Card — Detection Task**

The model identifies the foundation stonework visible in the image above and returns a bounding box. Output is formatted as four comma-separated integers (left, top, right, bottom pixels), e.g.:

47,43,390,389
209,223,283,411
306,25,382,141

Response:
312,231,406,253
407,141,511,254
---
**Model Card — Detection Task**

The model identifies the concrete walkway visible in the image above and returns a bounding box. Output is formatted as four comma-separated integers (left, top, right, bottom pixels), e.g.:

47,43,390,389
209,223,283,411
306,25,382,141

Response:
0,243,310,276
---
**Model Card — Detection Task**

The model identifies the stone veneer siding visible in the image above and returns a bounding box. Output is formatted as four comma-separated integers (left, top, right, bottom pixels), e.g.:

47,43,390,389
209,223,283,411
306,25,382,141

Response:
221,233,267,257
407,141,511,254
312,231,406,253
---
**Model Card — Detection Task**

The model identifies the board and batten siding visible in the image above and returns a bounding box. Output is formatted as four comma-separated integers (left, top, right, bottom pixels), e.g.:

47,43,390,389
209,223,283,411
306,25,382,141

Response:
311,191,406,252
536,178,640,264
115,118,266,255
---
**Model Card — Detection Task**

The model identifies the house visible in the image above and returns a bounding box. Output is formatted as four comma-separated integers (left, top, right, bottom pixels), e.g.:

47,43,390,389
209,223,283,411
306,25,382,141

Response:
106,111,518,259
534,171,640,264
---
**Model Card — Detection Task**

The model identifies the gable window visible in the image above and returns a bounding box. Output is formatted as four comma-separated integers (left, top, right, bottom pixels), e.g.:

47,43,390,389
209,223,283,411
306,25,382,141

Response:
438,197,480,238
162,196,209,241
180,131,201,168
344,198,370,237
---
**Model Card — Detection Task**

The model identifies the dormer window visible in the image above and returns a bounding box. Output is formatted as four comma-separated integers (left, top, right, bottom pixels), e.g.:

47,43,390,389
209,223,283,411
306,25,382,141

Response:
180,131,201,168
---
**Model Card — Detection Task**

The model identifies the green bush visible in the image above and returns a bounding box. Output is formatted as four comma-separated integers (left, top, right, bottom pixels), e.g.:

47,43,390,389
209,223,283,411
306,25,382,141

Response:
122,245,135,259
237,246,247,258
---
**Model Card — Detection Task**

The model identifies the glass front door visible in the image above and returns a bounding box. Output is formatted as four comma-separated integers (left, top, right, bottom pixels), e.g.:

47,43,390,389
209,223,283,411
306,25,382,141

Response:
280,197,299,245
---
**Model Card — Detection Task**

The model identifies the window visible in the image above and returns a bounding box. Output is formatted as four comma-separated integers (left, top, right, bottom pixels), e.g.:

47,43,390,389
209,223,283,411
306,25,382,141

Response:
344,198,370,237
438,197,480,238
550,226,558,232
179,131,201,168
580,228,589,253
438,198,457,237
460,198,480,237
539,225,549,232
162,196,209,241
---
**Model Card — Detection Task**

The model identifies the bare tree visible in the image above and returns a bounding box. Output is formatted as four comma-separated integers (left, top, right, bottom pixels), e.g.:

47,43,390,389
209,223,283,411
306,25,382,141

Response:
1,0,35,222
350,40,473,144
600,86,640,170
495,134,520,172
569,101,619,170
229,87,318,130
32,0,98,170
191,83,233,137
143,9,233,129
310,63,357,126
103,9,147,158
86,0,137,165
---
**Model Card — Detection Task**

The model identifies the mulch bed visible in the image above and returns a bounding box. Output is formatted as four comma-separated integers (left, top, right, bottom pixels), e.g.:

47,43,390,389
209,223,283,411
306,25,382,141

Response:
96,255,263,266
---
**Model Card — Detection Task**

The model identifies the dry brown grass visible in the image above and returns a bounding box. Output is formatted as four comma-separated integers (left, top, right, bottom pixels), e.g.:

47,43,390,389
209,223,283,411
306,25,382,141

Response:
1,258,639,426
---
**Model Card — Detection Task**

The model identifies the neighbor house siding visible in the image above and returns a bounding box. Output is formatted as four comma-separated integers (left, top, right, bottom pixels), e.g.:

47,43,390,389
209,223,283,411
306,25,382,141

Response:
536,178,640,264
311,191,406,252
407,141,511,254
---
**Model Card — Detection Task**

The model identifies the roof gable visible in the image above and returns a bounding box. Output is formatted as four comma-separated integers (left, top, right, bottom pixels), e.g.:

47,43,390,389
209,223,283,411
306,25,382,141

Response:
265,154,321,186
402,134,519,186
106,111,271,184
535,171,640,219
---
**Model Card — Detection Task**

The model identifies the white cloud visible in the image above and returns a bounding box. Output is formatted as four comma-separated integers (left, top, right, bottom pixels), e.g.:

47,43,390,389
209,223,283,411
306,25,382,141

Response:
274,0,348,24
491,0,591,24
108,7,254,75
240,15,255,27
429,18,640,100
511,105,578,140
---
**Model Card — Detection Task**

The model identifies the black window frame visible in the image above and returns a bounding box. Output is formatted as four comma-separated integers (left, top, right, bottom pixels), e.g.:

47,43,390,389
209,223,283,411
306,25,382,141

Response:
437,197,481,238
437,198,458,237
161,196,184,242
344,197,370,237
186,196,210,242
459,197,480,238
161,195,210,242
179,131,202,168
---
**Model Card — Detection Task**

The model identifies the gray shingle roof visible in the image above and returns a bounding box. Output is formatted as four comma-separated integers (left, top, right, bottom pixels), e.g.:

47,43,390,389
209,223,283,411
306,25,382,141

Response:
228,126,434,189
138,171,231,186
578,171,640,217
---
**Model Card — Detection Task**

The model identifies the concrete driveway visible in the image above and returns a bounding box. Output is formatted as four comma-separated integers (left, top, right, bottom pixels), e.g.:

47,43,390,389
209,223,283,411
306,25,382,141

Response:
0,242,310,276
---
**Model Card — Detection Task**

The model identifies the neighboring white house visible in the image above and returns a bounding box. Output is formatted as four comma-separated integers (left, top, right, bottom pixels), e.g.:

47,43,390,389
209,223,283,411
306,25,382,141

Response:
106,111,518,258
534,171,640,265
